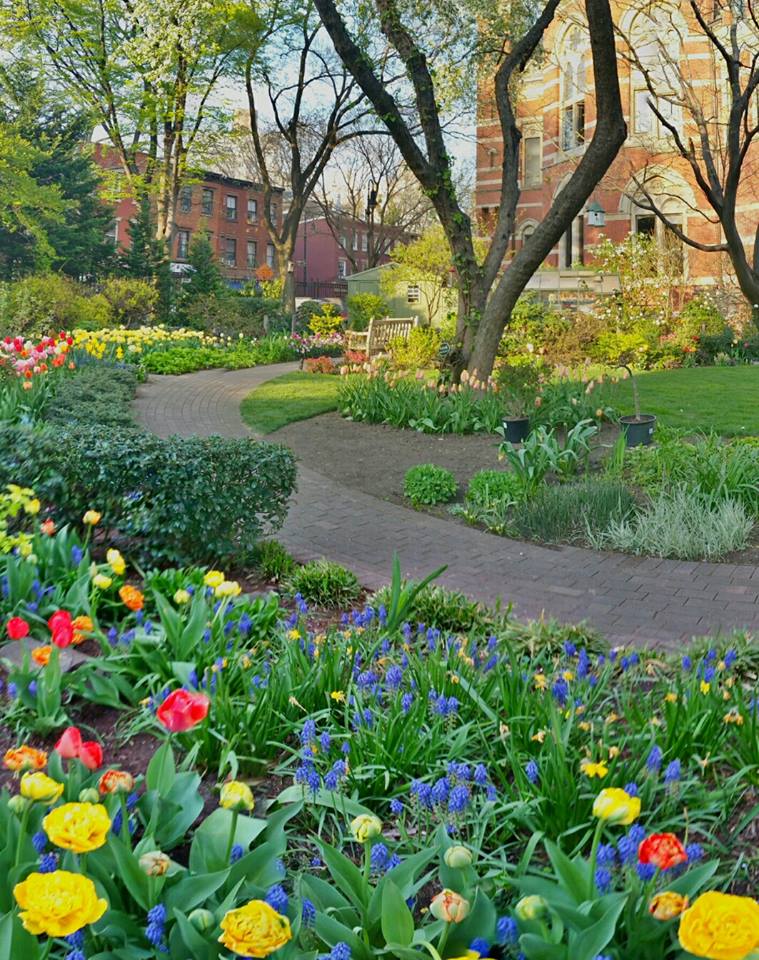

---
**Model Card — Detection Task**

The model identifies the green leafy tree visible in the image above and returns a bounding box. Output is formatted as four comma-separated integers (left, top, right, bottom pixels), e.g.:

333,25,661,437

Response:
183,231,225,299
122,195,172,315
0,66,114,278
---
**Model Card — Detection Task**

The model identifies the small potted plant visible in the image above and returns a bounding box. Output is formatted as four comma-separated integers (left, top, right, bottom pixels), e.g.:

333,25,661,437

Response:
618,363,656,446
497,361,539,443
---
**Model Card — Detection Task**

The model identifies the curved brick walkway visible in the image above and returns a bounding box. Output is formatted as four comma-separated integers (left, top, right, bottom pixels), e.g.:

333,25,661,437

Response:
133,364,759,649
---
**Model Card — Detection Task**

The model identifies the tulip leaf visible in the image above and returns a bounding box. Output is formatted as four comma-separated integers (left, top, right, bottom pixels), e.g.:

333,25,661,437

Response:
568,892,627,960
544,841,588,902
172,909,220,959
164,870,228,913
146,741,176,794
108,835,150,910
380,880,414,946
518,933,566,959
0,911,38,960
318,840,369,911
301,873,353,913
315,912,372,960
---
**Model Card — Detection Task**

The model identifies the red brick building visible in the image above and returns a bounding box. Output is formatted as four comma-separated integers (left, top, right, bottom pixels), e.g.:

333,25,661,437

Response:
475,1,757,293
95,145,284,287
293,213,406,298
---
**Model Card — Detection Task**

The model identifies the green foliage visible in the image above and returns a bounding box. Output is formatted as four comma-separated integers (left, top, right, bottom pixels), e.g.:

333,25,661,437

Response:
181,229,225,299
347,292,388,331
535,374,617,430
295,299,327,332
284,558,361,607
0,274,112,337
389,325,441,369
380,226,456,322
141,334,297,375
44,362,138,428
339,372,504,434
187,293,288,338
498,293,570,361
678,294,728,341
592,487,753,559
122,194,171,314
373,580,491,632
0,424,296,565
465,469,524,508
308,303,343,337
508,480,636,544
497,420,598,497
252,539,296,582
101,277,158,327
403,463,457,506
496,359,544,417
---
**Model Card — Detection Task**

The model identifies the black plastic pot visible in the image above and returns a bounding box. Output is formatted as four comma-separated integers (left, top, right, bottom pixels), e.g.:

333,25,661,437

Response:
502,416,530,443
620,414,656,447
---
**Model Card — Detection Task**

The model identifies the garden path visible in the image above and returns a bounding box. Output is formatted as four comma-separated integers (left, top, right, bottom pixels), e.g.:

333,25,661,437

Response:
134,364,759,650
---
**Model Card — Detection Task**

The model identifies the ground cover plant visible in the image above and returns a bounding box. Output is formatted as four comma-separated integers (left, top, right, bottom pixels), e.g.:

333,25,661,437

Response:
403,464,457,507
241,371,341,434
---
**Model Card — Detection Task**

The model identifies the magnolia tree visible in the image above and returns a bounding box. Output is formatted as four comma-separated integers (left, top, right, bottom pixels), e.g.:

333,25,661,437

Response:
311,0,626,376
617,0,759,326
2,0,258,240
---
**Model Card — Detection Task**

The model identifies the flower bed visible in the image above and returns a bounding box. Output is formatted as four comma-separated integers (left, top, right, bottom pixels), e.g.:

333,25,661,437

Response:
0,511,758,958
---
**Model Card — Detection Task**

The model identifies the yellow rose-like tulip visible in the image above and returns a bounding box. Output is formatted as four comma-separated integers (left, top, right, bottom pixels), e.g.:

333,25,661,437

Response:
215,580,242,598
92,574,113,590
220,780,255,812
650,891,689,921
14,870,107,937
678,891,759,960
218,899,292,957
173,589,191,604
82,510,101,526
43,802,112,853
592,787,641,826
204,570,225,589
350,814,383,843
20,771,64,804
106,549,125,576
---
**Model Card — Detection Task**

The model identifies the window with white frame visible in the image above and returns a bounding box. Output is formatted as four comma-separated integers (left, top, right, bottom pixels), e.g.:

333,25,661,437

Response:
104,221,119,246
407,284,421,304
176,229,190,259
628,8,683,139
523,135,542,187
179,186,192,213
225,194,238,220
221,237,236,266
201,188,214,216
266,243,275,268
560,27,588,151
337,259,348,278
247,240,257,267
560,216,584,267
247,198,258,222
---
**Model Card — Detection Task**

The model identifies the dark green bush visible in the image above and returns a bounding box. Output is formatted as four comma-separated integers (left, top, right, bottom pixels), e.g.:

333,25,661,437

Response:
294,300,326,333
507,479,636,544
403,463,457,506
44,362,138,429
284,559,360,607
347,293,388,331
185,293,289,338
0,424,296,565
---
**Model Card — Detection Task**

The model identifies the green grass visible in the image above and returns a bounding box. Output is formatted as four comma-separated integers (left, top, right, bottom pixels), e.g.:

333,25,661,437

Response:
605,365,759,436
240,371,340,434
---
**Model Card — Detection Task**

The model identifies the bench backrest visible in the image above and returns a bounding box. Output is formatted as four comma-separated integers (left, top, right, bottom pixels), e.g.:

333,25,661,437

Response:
367,316,417,352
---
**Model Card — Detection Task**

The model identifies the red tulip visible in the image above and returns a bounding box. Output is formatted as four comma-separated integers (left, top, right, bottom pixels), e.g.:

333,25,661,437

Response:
54,726,82,759
638,833,688,872
156,689,210,733
79,740,103,770
48,610,74,648
7,617,30,640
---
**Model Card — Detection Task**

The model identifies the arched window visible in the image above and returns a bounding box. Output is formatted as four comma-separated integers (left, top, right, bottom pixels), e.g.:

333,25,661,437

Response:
623,170,690,278
627,6,683,138
560,26,588,151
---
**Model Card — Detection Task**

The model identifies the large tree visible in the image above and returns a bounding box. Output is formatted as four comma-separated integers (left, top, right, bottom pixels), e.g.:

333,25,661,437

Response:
0,65,113,278
2,0,259,241
311,0,626,375
617,0,759,325
314,134,436,273
238,0,375,317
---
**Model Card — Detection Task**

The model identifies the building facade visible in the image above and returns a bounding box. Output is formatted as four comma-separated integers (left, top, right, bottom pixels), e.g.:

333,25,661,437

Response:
95,146,284,286
475,1,757,292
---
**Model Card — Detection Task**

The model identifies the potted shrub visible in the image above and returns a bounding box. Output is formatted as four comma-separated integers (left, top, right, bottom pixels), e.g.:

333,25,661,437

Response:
618,363,656,446
497,361,540,443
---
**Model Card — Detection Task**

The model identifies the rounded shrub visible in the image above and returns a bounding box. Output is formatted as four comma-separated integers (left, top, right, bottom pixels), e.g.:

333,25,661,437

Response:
403,464,457,507
466,470,523,508
284,559,360,607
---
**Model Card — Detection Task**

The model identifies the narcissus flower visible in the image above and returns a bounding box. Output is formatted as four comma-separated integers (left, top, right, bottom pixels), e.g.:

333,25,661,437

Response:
581,759,609,779
430,889,471,923
43,802,111,853
3,746,47,772
218,899,292,957
156,689,210,733
13,870,107,937
592,788,641,825
119,585,143,611
678,891,759,960
7,616,30,640
220,780,255,812
20,771,64,803
650,891,689,921
638,833,688,872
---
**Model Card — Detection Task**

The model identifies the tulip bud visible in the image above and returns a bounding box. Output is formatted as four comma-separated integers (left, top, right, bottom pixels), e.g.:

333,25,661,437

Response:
350,814,383,843
444,845,473,869
8,794,30,816
429,889,470,923
219,780,255,813
515,895,548,921
78,788,100,804
188,908,216,932
649,891,689,921
139,851,171,876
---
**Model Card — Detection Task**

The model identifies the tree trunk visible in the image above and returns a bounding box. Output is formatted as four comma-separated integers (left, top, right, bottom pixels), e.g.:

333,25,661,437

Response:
276,246,296,324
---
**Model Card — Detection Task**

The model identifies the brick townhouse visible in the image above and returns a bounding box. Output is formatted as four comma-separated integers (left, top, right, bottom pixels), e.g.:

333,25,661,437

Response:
94,144,284,286
475,0,758,292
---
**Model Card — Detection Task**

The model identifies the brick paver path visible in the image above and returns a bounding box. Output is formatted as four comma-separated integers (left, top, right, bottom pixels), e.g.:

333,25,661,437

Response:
133,364,759,649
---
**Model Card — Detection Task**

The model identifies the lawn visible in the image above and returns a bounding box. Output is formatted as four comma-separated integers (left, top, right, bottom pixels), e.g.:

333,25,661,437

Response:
605,364,759,435
240,370,340,433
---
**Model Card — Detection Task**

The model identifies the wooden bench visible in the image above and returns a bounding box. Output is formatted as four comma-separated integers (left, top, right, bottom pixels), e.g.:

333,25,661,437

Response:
345,317,418,357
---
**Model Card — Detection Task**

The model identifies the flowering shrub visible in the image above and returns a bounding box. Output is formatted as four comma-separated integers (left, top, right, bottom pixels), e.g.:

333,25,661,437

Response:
289,331,345,359
303,355,337,374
